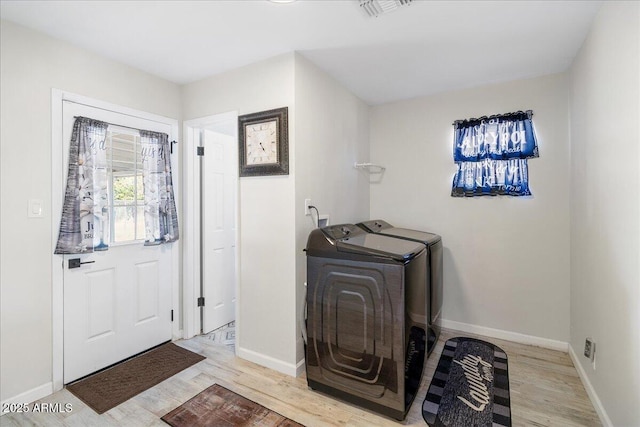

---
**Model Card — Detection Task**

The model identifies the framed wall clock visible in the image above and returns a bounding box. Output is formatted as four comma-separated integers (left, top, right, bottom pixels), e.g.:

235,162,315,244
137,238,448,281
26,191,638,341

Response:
238,107,288,177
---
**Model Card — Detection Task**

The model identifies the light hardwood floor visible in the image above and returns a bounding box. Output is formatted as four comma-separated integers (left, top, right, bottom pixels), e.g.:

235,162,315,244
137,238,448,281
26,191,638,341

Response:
1,328,601,426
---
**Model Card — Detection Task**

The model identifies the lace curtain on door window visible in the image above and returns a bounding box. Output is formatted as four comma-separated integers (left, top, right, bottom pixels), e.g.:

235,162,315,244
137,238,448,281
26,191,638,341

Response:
140,130,179,246
55,117,109,253
55,117,179,254
451,110,539,197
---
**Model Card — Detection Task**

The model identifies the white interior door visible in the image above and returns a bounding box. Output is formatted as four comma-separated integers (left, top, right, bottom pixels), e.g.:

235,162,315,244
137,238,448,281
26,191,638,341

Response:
61,101,175,383
202,128,237,333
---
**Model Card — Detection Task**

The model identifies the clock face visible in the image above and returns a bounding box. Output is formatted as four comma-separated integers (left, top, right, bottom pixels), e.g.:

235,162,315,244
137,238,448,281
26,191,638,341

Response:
245,120,278,165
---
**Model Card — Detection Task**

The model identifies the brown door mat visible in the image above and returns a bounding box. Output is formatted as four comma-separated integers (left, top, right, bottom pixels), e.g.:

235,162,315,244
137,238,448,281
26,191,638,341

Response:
67,342,205,414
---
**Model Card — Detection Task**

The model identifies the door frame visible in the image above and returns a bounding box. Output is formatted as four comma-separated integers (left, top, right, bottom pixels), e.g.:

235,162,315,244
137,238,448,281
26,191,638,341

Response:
182,112,240,342
51,89,181,392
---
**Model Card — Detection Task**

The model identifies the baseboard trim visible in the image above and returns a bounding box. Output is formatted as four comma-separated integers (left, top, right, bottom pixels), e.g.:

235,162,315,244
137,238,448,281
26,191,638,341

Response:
1,382,53,408
440,319,569,352
295,358,306,377
568,345,613,427
237,346,298,377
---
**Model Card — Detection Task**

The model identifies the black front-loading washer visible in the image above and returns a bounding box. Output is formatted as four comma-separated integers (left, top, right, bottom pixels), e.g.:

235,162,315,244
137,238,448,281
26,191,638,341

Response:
305,224,427,420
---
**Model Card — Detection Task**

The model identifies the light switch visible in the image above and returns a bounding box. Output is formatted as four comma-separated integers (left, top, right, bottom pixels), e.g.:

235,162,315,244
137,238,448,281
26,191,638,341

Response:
28,199,43,218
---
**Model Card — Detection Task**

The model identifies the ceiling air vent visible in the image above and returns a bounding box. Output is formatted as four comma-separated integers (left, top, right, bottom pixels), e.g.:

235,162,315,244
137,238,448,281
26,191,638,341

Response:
359,0,412,18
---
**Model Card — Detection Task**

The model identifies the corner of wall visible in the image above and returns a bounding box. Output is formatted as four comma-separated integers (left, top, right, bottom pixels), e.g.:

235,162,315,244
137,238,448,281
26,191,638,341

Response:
568,344,613,427
567,2,640,426
292,53,371,364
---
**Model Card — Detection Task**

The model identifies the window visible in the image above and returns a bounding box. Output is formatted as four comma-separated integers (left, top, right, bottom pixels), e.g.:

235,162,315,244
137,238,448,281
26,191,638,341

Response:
109,130,145,243
55,115,179,254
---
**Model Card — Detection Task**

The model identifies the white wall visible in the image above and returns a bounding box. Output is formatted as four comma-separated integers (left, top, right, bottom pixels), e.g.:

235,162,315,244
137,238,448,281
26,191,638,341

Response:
0,20,181,403
569,2,640,425
181,54,299,372
293,54,370,362
369,74,571,343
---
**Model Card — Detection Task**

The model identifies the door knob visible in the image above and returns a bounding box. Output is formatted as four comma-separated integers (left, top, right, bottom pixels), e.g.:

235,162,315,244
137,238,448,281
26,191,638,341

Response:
68,258,95,269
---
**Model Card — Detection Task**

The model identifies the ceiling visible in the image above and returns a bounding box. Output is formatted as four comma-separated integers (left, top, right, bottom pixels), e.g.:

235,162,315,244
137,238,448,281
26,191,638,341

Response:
0,0,602,105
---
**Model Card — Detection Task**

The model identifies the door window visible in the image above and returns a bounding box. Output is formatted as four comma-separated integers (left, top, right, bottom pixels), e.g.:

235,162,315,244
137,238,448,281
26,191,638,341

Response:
109,130,145,243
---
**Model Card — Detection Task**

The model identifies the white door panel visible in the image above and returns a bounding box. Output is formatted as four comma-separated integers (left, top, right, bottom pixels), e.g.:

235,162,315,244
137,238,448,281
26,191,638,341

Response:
202,129,236,333
62,101,174,383
64,254,118,380
126,245,172,350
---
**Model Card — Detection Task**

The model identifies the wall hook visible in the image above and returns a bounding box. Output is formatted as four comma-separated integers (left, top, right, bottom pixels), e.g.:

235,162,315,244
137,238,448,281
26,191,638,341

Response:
354,162,386,172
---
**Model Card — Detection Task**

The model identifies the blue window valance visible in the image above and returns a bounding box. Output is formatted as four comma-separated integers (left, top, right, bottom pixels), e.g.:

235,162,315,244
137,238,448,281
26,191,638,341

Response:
451,110,538,197
452,159,531,197
453,110,538,161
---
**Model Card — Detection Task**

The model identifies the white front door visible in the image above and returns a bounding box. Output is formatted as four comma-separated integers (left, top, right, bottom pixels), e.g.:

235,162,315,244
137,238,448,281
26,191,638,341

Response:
202,128,237,333
61,101,175,383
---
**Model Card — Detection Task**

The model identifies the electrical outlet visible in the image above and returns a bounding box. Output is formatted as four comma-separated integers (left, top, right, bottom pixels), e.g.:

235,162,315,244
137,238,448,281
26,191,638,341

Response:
584,338,595,360
304,198,312,216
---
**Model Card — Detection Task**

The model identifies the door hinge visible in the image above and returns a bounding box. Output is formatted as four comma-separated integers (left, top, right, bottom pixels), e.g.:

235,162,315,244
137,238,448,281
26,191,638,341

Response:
197,297,205,307
171,309,174,322
197,146,204,156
